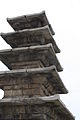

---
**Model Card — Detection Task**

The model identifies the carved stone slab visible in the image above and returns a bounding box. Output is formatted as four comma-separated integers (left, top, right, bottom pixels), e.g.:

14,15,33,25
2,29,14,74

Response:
0,65,68,97
0,95,75,120
0,44,63,72
7,11,55,35
1,26,60,53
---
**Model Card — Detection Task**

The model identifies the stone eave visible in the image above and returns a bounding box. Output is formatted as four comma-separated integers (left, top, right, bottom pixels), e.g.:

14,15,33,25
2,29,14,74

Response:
0,95,75,120
0,25,60,53
7,11,55,35
0,44,63,72
0,65,68,94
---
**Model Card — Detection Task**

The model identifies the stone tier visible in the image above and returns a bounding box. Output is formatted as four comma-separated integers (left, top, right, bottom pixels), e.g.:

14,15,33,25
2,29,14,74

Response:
7,11,55,35
1,25,60,53
0,95,75,120
0,44,63,71
0,66,68,98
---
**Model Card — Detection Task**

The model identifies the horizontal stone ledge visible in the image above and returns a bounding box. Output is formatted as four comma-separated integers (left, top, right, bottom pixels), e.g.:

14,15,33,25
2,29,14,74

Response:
0,43,63,72
0,94,75,120
0,25,60,53
0,65,56,75
0,65,68,94
7,11,55,35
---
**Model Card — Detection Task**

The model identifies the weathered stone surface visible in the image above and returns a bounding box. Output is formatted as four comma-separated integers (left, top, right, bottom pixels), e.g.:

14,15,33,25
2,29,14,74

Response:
0,11,75,120
0,95,75,120
0,66,68,97
1,26,60,53
11,61,44,69
0,43,63,72
7,11,55,35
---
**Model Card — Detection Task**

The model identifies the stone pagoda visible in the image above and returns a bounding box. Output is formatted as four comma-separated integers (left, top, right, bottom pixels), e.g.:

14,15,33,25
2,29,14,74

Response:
0,11,75,119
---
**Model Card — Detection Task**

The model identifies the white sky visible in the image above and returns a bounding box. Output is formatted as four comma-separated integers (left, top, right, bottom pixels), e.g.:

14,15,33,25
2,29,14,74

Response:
0,0,80,119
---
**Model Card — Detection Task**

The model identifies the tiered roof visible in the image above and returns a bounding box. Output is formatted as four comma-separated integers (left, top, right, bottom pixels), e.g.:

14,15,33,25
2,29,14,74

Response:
0,11,75,120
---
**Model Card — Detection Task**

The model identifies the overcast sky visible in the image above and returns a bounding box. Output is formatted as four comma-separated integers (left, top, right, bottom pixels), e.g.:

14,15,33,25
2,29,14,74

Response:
0,0,80,119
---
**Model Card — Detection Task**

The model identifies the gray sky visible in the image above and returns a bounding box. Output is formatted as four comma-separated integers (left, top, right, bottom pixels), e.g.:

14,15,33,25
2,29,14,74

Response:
0,0,80,119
